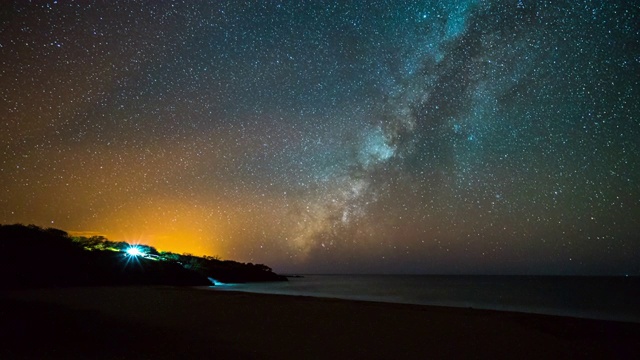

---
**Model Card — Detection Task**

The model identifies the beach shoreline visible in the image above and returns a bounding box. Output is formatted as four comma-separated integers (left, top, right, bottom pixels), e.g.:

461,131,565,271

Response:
2,286,639,359
204,274,640,324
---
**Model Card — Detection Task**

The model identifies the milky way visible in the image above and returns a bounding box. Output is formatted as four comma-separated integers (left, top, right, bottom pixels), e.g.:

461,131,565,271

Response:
1,1,639,274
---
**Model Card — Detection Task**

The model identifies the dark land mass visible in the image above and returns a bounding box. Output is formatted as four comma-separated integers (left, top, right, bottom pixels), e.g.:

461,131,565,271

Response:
2,224,639,358
1,286,639,359
0,223,286,288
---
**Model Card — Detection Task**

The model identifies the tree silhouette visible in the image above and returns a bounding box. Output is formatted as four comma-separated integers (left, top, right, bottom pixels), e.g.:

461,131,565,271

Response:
0,223,286,288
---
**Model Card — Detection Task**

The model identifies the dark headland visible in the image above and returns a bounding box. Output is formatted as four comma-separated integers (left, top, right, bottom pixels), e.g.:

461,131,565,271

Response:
1,224,639,359
0,223,286,288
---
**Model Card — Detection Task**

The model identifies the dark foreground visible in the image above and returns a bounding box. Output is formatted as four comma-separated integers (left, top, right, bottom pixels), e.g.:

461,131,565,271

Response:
2,287,639,359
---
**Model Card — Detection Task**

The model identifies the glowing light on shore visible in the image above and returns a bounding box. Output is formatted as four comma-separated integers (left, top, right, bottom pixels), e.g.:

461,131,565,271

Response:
126,247,144,257
208,277,234,286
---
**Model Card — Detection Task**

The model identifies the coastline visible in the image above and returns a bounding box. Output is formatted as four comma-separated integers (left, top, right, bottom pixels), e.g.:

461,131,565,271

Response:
207,274,640,324
2,286,639,359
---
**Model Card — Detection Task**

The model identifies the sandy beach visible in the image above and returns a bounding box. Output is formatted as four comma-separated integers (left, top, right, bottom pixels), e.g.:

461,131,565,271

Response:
1,286,639,359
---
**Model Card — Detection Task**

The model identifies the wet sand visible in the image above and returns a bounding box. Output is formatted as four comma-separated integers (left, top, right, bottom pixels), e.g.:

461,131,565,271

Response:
1,286,639,359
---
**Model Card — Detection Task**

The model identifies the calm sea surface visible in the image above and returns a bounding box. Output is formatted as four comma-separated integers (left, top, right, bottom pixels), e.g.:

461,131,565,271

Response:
208,275,640,323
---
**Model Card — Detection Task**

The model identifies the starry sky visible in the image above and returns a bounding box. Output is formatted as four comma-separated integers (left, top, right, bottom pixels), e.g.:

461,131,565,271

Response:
1,0,639,275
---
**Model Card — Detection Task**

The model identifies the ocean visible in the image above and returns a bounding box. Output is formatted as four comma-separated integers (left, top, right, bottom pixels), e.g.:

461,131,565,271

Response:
208,274,640,323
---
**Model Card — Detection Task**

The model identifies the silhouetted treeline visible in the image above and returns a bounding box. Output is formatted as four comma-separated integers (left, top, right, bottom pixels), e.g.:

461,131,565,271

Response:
0,224,286,289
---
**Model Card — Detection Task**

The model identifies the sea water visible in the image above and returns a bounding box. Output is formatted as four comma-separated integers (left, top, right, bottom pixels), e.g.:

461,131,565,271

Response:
209,275,640,323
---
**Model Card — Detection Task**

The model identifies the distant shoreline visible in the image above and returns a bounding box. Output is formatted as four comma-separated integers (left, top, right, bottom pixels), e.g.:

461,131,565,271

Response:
3,286,639,359
207,274,640,324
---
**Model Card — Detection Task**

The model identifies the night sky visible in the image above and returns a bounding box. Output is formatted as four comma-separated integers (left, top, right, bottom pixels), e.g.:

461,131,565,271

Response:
2,1,639,275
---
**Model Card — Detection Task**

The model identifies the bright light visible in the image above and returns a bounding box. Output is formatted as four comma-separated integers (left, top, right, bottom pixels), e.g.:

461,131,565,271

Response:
208,277,229,286
126,247,144,257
